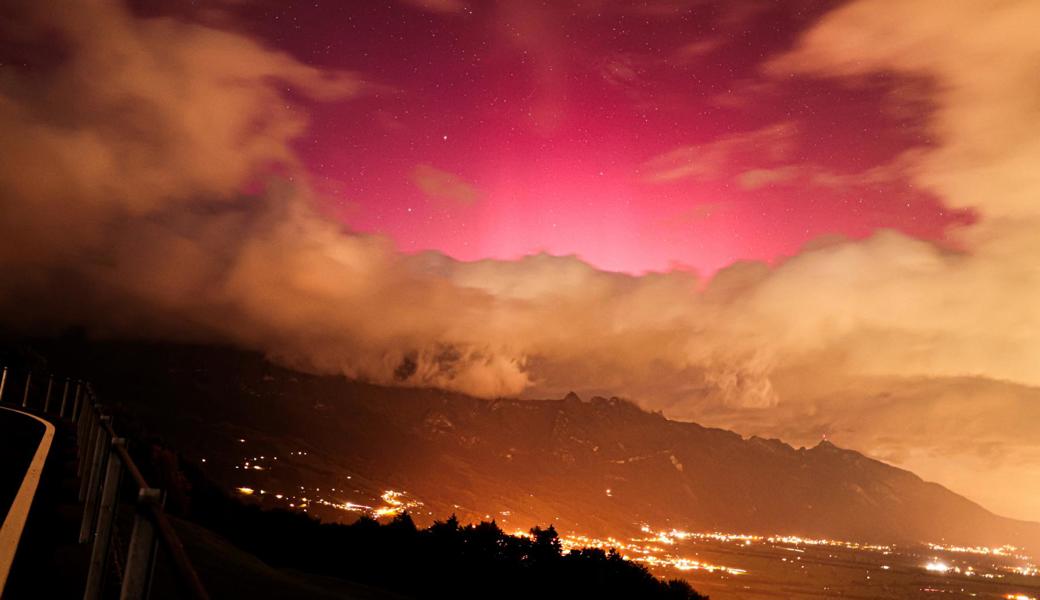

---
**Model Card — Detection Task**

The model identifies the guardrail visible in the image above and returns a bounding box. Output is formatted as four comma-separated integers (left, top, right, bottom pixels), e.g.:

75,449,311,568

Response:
0,366,210,600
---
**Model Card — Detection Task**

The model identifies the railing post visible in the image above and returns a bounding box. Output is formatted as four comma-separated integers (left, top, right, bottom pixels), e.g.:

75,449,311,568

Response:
81,409,104,496
76,402,91,471
81,404,104,483
21,371,32,408
44,374,54,413
84,438,125,600
78,405,99,482
79,416,110,541
73,380,82,417
74,384,86,422
59,378,70,418
120,488,162,600
0,366,7,403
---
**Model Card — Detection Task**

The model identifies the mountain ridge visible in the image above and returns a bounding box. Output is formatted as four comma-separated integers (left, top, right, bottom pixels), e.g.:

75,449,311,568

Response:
372,389,1040,548
23,340,1040,551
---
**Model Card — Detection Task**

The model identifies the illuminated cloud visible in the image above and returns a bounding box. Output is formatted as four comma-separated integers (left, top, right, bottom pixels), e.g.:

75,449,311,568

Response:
737,166,801,190
640,122,797,182
411,164,481,205
673,38,724,62
0,0,362,273
767,0,1040,222
399,0,467,14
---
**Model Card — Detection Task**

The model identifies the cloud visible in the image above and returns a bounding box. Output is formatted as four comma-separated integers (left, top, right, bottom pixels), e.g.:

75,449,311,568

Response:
399,0,467,14
0,0,361,270
640,122,797,182
411,164,481,205
737,166,801,190
673,37,724,62
600,56,643,87
708,77,782,110
766,0,1040,223
2,0,1040,520
734,158,912,192
754,0,1040,385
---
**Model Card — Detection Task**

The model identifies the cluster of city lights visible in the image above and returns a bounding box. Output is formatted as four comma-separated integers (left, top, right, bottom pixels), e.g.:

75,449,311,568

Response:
372,490,423,518
633,555,747,575
232,449,318,472
1007,565,1040,577
921,558,1040,581
920,542,1038,582
298,489,424,518
509,529,747,576
626,525,1040,586
230,439,427,518
767,535,891,553
562,529,748,575
235,484,424,519
924,560,954,574
633,526,892,553
235,453,278,471
927,542,1023,558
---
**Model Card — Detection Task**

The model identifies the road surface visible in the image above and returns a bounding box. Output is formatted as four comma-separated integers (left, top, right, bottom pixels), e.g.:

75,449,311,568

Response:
0,406,54,593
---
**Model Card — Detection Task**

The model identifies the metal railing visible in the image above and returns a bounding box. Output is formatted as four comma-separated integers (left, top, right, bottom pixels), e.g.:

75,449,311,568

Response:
0,366,78,420
0,366,210,600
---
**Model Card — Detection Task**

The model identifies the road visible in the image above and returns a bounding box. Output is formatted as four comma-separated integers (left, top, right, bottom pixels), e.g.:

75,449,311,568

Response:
0,406,54,593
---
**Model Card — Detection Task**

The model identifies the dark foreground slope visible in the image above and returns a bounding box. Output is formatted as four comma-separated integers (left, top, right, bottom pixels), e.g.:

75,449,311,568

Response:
42,341,1040,551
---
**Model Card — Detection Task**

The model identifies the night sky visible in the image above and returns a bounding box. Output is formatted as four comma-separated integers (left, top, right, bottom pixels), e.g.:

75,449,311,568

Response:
145,0,970,274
